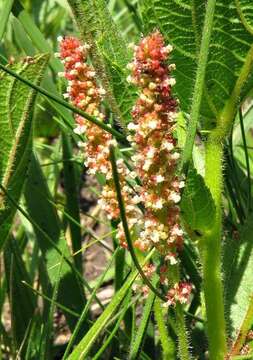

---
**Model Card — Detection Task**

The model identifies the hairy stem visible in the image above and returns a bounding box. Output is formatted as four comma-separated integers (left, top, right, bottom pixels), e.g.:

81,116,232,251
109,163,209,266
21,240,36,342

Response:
201,138,227,359
182,0,216,171
154,298,175,359
175,304,192,360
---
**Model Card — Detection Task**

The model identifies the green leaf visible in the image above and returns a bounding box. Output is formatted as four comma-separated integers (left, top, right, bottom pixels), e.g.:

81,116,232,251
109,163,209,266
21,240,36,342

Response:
140,0,253,122
62,133,82,273
0,0,14,41
4,236,37,353
24,153,87,333
224,212,253,339
181,166,216,234
94,0,137,124
0,54,49,250
129,291,156,360
67,250,154,360
67,0,136,126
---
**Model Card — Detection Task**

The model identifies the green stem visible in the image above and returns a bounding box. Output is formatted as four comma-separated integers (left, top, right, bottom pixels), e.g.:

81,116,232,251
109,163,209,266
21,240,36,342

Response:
175,305,192,360
182,0,216,170
154,298,175,360
201,138,227,359
213,44,253,141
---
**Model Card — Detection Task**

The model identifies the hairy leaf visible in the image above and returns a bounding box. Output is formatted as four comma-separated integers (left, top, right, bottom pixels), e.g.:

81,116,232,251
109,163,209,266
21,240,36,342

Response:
0,54,49,250
181,167,216,234
67,0,136,126
140,0,253,123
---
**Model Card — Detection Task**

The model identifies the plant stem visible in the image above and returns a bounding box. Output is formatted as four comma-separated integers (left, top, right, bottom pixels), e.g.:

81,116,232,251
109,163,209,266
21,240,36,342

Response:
154,298,175,360
201,138,227,360
175,304,192,360
182,0,216,171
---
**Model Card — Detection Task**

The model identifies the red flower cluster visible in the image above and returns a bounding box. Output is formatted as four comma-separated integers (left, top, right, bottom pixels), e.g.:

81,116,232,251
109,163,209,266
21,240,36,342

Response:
127,31,191,305
165,282,192,306
58,36,141,247
58,33,192,306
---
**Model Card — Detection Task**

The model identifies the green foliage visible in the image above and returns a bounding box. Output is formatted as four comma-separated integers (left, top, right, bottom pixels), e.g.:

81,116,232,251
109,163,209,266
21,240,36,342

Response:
67,0,137,126
0,54,49,250
224,213,253,339
140,0,253,123
24,154,86,333
181,166,216,235
4,237,36,354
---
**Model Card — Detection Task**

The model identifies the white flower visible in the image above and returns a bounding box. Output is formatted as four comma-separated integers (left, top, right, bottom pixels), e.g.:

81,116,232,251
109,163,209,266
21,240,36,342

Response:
156,175,165,183
143,159,152,171
127,122,137,131
171,152,180,160
168,78,176,86
170,192,181,203
163,141,174,151
146,147,156,159
154,199,164,209
74,125,85,135
148,120,158,129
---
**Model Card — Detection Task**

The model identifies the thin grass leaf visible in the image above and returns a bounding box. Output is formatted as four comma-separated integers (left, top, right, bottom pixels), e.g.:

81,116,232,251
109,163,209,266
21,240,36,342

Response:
67,249,155,359
129,291,156,360
24,153,88,333
4,237,37,355
93,290,132,360
39,255,64,360
0,0,14,41
63,247,121,359
62,133,82,273
12,0,62,73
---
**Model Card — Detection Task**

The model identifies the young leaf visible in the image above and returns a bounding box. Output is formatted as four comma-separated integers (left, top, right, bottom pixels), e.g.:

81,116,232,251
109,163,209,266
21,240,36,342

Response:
0,54,49,250
129,291,156,360
181,166,216,235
